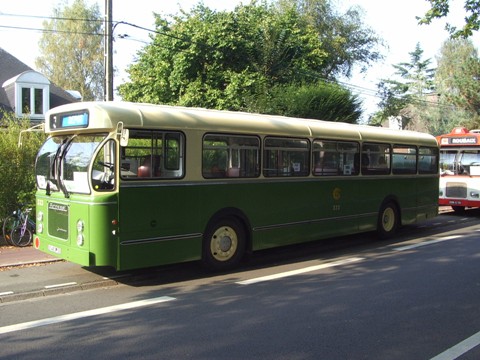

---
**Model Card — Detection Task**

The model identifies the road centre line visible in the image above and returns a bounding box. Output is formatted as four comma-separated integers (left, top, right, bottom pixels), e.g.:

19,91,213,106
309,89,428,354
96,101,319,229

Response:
430,330,480,360
236,257,364,285
0,296,176,335
394,235,462,252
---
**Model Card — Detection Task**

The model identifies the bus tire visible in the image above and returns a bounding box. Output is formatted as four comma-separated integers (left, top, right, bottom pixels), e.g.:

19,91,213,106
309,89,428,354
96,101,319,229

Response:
377,201,399,239
202,217,246,271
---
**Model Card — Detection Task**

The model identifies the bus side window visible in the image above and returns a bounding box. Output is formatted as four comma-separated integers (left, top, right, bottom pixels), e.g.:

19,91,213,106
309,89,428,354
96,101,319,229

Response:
263,137,309,177
203,134,260,179
138,155,161,177
362,143,391,175
392,145,416,175
121,130,184,180
313,140,359,176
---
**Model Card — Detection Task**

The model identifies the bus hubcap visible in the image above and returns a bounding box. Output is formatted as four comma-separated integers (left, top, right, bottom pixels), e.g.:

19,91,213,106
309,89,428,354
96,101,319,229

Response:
383,208,395,231
211,226,238,261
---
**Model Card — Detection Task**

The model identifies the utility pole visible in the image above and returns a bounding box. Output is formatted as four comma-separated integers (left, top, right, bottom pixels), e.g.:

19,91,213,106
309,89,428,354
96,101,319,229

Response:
104,0,113,101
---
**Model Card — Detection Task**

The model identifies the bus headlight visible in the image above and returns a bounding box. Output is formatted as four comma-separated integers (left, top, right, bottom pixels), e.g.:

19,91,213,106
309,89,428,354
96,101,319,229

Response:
76,220,85,247
77,234,84,246
36,211,43,233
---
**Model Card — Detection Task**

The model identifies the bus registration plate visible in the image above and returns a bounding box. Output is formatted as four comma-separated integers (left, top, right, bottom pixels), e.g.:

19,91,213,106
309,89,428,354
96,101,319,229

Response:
48,245,61,254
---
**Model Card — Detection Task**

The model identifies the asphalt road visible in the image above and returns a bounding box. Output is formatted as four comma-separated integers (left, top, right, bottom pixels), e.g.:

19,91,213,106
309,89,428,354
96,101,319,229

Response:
0,210,479,359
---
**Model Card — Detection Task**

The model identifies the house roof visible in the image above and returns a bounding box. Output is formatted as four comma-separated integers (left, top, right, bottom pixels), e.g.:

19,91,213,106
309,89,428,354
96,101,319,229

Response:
0,47,78,114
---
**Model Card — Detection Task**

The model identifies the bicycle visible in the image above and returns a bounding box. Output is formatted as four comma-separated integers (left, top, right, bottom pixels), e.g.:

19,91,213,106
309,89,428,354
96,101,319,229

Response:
3,206,35,247
2,206,23,246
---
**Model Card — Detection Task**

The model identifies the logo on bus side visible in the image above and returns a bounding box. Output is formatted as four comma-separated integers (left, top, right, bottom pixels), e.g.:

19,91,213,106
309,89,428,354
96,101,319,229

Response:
333,187,341,201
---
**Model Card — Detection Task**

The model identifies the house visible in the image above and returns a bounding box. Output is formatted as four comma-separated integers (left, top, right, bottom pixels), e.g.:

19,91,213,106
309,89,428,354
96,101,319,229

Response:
0,47,79,123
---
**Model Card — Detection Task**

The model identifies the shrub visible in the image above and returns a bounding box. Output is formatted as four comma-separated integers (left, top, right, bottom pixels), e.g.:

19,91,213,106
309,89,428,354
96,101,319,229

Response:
0,111,46,218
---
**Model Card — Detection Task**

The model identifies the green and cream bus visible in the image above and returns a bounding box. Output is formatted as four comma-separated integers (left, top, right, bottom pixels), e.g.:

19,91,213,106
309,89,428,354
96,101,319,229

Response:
33,102,439,271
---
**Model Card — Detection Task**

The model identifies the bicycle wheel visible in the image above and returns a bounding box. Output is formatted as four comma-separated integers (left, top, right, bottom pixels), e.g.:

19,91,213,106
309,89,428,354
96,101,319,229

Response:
11,226,32,247
2,216,19,246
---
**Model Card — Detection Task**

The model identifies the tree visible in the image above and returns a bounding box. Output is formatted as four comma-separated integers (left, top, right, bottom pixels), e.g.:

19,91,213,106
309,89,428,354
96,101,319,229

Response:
256,82,362,123
288,0,384,79
119,3,326,110
433,38,480,132
418,0,480,37
372,43,435,129
119,1,371,122
35,0,104,101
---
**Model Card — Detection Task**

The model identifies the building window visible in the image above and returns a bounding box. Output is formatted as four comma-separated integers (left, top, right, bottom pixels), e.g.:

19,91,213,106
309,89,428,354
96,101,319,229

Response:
35,88,43,114
20,87,45,116
21,88,31,113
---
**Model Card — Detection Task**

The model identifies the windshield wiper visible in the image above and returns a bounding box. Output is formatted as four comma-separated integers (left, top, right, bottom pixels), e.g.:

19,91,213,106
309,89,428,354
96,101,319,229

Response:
55,136,76,198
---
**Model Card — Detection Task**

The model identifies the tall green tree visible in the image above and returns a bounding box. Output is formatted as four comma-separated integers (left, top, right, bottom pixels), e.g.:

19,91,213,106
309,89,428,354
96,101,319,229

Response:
35,0,104,101
433,38,480,132
418,0,480,37
286,0,384,79
372,43,435,129
119,2,326,110
119,1,373,121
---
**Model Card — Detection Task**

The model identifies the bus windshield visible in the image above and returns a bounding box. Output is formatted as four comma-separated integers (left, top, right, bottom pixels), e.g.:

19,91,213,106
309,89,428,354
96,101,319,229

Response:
35,134,114,195
440,149,480,175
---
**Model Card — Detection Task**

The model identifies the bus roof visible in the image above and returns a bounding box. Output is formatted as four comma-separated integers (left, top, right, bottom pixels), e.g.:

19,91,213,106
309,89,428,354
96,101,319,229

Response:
45,101,437,146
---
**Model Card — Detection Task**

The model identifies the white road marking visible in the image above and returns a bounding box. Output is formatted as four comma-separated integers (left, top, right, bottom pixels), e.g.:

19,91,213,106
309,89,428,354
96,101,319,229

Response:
236,257,364,285
0,296,176,335
430,330,480,360
44,282,77,289
394,235,462,251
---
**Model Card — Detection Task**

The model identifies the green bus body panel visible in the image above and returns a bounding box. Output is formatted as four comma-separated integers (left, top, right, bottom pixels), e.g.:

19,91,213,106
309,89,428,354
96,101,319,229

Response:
117,185,202,270
35,193,118,267
117,176,437,270
36,176,438,271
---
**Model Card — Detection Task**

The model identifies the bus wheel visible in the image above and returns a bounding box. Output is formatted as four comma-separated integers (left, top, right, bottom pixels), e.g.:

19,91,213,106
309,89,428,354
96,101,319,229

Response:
377,201,398,239
202,218,246,271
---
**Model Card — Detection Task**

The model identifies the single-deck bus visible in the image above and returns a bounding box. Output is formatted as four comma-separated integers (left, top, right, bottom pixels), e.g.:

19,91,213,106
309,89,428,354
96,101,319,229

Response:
33,102,439,270
437,127,480,212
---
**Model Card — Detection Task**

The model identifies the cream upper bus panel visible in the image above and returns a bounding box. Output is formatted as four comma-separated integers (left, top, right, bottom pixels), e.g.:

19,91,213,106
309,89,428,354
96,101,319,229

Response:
308,121,362,141
136,104,312,137
45,102,312,137
45,102,437,147
44,101,146,134
356,126,438,147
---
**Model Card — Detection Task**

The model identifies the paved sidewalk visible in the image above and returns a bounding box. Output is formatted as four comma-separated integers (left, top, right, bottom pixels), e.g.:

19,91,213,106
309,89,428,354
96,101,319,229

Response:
0,238,60,268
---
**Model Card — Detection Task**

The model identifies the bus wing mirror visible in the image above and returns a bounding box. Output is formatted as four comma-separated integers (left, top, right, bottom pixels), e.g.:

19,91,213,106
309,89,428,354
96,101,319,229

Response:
120,129,129,147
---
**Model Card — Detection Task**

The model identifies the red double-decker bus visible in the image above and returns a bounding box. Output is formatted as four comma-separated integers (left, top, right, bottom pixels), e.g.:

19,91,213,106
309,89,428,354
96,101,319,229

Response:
437,127,480,212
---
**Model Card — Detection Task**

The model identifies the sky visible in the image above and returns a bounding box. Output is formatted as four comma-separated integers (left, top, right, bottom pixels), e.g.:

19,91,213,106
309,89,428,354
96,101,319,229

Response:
0,0,479,121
